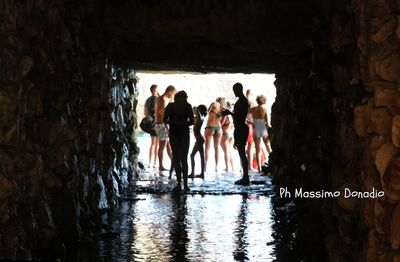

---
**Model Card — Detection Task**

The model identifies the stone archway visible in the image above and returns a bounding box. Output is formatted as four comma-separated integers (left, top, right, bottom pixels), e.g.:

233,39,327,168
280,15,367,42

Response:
0,0,398,261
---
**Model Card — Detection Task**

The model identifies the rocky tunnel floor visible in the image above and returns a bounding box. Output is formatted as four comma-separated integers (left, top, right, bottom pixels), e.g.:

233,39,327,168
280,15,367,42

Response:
77,169,277,261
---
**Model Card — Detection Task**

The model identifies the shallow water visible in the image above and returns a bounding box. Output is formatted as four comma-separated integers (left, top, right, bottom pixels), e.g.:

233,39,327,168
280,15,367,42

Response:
80,191,275,262
78,134,276,261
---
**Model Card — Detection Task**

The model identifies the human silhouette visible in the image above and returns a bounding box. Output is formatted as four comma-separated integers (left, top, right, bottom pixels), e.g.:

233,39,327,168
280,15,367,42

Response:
222,83,250,185
163,91,194,192
189,105,208,178
144,84,159,169
154,85,176,171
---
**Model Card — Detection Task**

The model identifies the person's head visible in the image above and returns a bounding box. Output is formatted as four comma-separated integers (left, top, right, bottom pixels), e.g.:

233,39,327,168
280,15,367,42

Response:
209,101,220,112
256,95,267,105
174,90,188,104
197,104,207,117
226,101,233,110
233,83,244,97
216,97,226,108
245,89,253,98
165,85,176,98
150,84,158,95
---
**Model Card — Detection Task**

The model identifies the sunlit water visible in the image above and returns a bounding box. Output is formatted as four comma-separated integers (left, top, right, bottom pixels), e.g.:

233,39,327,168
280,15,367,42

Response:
79,134,276,261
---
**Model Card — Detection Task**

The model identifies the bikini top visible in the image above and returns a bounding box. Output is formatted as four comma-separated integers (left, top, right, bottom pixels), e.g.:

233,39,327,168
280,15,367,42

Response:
210,110,222,118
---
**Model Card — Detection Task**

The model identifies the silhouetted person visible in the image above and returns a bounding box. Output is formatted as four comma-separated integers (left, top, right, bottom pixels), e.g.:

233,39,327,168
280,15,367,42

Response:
164,91,194,192
155,85,176,171
222,83,250,185
144,84,159,168
220,100,235,172
189,105,208,178
245,89,257,171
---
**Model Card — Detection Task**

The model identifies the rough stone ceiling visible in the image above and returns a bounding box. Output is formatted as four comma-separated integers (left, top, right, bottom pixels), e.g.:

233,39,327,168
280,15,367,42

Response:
100,0,314,72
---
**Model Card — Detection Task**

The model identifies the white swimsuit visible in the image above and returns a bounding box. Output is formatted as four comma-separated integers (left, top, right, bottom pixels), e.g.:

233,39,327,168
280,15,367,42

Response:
253,119,268,138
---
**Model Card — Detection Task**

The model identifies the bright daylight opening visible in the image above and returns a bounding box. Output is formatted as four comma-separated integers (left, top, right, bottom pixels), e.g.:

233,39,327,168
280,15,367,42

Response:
136,71,276,175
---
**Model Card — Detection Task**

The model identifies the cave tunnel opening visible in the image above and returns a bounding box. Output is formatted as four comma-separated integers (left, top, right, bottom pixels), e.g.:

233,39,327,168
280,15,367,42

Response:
135,71,276,175
103,70,279,261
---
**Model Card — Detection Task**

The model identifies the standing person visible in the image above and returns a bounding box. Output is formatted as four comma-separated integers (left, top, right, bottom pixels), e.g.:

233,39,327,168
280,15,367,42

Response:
221,101,235,172
204,101,223,172
222,83,250,185
144,84,159,169
250,95,272,172
164,91,194,192
189,105,208,178
154,85,176,171
245,89,257,171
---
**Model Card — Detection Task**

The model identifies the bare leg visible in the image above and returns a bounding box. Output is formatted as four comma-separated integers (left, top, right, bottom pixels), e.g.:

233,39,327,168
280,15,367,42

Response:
237,144,249,183
247,140,255,171
154,138,159,167
167,142,172,159
213,130,222,172
229,138,235,172
149,136,157,167
254,137,262,172
198,142,205,177
263,136,272,154
221,135,231,172
204,129,213,172
190,142,199,176
158,140,167,170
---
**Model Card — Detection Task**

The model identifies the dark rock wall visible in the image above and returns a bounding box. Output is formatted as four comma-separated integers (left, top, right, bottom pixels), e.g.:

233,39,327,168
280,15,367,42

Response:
0,1,137,260
270,0,366,261
352,0,400,261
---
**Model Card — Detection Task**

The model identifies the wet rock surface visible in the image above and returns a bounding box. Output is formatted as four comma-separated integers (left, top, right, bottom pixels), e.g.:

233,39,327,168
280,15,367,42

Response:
0,1,138,260
133,168,272,196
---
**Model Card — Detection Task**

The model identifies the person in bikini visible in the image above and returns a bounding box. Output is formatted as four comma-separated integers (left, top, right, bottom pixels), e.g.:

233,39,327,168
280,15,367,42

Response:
250,95,272,172
204,101,223,172
189,105,208,178
220,100,235,172
154,85,176,172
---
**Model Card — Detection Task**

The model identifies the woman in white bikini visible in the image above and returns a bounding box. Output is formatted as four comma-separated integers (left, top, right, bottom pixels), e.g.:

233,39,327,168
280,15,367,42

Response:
250,95,272,172
204,101,222,172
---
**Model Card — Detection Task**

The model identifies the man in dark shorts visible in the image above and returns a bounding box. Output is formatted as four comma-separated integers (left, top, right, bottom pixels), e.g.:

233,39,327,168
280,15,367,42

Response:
222,83,250,185
144,84,159,168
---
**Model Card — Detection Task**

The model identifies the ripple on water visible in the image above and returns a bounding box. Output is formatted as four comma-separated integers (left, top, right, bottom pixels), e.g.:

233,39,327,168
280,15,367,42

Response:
89,193,275,261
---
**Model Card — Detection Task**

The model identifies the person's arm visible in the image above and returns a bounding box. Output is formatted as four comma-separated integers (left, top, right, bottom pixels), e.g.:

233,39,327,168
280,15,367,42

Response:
144,105,150,117
221,108,233,116
264,107,271,129
187,104,195,126
163,104,171,124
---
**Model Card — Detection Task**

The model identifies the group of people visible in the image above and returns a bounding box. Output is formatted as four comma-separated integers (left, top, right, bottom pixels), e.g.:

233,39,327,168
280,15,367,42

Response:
143,83,271,192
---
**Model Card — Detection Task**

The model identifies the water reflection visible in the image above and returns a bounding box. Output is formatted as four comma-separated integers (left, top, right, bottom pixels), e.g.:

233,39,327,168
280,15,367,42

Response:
168,195,189,261
80,194,275,261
